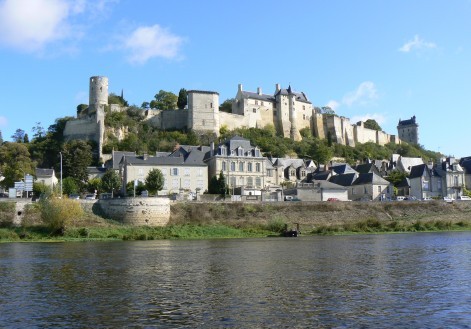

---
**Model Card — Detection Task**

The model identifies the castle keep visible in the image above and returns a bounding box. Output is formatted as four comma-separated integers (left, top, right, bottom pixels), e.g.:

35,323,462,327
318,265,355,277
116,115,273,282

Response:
64,76,404,158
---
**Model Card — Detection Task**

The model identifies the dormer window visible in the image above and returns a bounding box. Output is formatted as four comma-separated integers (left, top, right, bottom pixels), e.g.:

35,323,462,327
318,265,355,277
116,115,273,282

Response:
220,146,226,156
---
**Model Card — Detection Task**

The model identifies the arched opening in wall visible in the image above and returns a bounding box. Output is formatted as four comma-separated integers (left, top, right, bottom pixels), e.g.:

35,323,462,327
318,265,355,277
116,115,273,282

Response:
17,211,22,216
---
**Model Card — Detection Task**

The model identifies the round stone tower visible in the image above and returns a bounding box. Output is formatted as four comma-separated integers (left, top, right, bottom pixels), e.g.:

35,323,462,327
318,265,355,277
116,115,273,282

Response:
89,76,109,107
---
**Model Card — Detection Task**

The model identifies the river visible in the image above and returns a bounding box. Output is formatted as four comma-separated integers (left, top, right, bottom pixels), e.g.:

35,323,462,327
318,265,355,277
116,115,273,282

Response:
1,232,470,328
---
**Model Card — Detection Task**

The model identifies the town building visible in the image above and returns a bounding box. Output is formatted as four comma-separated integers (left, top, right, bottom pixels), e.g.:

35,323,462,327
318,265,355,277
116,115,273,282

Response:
35,168,58,189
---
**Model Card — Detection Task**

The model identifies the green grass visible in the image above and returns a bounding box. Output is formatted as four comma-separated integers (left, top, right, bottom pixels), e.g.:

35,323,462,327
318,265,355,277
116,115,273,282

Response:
310,218,471,235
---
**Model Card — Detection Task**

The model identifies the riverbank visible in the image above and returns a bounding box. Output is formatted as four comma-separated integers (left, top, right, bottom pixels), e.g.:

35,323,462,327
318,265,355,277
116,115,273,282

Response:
1,200,471,242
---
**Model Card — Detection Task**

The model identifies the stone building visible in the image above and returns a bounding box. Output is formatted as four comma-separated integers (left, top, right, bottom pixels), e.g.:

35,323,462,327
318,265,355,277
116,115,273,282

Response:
397,116,419,144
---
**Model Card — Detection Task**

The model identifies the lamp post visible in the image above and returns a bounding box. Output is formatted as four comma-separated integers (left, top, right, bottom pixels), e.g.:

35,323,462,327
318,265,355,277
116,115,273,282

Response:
60,152,63,198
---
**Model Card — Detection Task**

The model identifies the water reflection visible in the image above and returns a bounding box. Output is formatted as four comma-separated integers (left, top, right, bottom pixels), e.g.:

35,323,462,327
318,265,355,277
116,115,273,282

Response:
1,232,471,328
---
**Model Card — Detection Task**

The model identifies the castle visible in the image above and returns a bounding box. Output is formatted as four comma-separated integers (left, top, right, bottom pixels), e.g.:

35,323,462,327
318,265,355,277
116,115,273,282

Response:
64,76,407,159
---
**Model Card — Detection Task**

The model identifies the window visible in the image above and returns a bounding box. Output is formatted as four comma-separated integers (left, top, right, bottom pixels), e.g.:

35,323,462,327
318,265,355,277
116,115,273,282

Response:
303,114,306,120
197,180,204,189
253,108,257,113
248,163,253,172
230,177,236,187
172,179,179,188
303,105,305,111
138,169,144,177
210,102,213,108
239,162,244,172
255,100,258,105
247,177,253,186
239,177,244,186
352,188,356,194
261,101,264,106
423,180,429,191
267,169,272,177
377,186,381,193
202,119,205,126
301,170,306,177
222,161,226,171
198,168,203,177
184,168,190,176
231,162,236,171
255,177,261,187
290,170,296,177
220,147,226,155
256,163,261,172
184,179,190,188
172,168,179,176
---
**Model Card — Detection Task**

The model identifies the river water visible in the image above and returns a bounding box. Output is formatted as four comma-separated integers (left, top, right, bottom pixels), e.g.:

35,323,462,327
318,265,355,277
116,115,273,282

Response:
1,232,470,328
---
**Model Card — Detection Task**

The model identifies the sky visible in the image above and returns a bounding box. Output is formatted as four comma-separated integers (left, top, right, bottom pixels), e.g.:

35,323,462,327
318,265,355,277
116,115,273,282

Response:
0,0,470,158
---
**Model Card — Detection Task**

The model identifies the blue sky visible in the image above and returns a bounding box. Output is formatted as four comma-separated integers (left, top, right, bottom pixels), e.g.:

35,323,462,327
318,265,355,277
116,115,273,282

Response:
0,0,470,157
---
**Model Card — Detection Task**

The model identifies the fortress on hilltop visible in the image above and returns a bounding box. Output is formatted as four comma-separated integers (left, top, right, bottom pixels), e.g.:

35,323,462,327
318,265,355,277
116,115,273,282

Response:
64,76,407,159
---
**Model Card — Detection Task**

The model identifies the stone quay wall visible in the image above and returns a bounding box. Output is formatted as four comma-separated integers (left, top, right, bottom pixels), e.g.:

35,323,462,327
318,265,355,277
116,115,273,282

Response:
96,197,170,226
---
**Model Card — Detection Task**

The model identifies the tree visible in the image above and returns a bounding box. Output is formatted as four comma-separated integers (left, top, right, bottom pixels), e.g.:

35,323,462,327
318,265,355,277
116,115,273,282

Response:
141,101,150,109
32,122,46,140
208,171,227,196
320,106,335,115
23,133,29,143
145,169,164,195
177,88,187,109
76,104,88,115
126,180,146,196
150,90,177,110
364,119,382,131
87,178,102,194
0,130,3,144
11,129,25,143
62,140,93,189
0,142,35,188
62,177,79,195
101,169,121,196
385,170,408,187
219,98,234,113
108,92,128,106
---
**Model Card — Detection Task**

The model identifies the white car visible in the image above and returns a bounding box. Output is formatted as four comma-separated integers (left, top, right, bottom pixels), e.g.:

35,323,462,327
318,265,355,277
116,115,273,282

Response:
85,194,96,200
422,197,433,201
458,195,471,201
443,197,455,203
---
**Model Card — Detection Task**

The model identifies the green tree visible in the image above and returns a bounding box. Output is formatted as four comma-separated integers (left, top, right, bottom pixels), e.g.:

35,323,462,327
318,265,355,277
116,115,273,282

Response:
363,119,382,131
101,169,121,196
87,178,102,194
126,180,146,196
385,169,408,187
0,130,3,144
11,129,25,143
150,90,178,110
145,169,164,195
76,104,88,115
141,101,150,109
108,92,128,106
32,122,46,140
40,198,84,234
177,88,187,109
62,140,93,189
0,142,35,188
23,133,29,143
62,177,79,195
219,98,234,113
208,171,227,196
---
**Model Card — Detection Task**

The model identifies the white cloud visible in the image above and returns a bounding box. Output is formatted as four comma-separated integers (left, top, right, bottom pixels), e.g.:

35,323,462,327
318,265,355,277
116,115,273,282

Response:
123,24,184,64
350,113,386,126
325,100,340,112
342,81,378,107
0,0,72,51
399,35,437,53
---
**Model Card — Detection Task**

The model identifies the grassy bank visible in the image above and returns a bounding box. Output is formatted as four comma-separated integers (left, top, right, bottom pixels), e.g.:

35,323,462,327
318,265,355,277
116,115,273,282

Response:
1,200,471,242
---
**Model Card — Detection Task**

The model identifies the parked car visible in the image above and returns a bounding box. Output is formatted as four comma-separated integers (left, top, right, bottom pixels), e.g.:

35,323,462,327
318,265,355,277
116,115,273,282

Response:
85,194,96,200
422,197,433,201
395,196,405,201
327,197,339,202
458,195,471,201
443,196,455,203
68,194,80,200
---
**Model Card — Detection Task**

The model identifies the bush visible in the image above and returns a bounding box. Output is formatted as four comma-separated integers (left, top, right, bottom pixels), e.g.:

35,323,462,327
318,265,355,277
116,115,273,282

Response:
266,217,287,233
39,198,84,234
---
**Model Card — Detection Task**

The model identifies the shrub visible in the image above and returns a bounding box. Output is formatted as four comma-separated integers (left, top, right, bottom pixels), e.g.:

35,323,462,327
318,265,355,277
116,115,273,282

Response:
266,217,287,233
39,198,84,234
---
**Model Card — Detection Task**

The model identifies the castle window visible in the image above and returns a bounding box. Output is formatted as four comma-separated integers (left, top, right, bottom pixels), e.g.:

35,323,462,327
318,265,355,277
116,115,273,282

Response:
210,103,213,108
248,163,253,172
239,162,244,171
222,161,226,171
303,105,305,111
253,108,256,113
303,114,306,120
231,162,236,171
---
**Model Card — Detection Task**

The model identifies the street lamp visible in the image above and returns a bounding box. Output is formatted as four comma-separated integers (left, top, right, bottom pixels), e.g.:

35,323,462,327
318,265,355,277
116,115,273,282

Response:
59,152,63,198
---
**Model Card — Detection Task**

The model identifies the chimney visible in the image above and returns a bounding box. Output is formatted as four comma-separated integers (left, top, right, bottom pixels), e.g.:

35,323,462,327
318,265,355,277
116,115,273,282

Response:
238,84,243,92
257,87,262,95
275,83,281,92
210,142,215,157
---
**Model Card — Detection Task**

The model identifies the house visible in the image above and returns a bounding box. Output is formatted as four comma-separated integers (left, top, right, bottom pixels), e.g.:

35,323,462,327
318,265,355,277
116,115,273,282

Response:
409,164,442,200
289,180,349,201
435,157,465,200
35,168,58,189
350,173,393,201
269,157,316,186
204,136,267,192
87,166,107,180
390,154,424,175
459,157,471,190
119,147,208,196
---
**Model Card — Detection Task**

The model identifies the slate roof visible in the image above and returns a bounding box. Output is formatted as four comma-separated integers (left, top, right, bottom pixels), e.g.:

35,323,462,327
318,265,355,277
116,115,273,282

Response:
123,149,207,167
241,91,275,102
352,173,390,186
35,168,55,177
328,173,357,186
409,164,428,179
397,156,424,173
461,160,471,174
110,151,136,170
330,163,357,175
87,166,107,175
306,180,348,191
274,86,311,104
354,163,380,175
398,116,417,126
